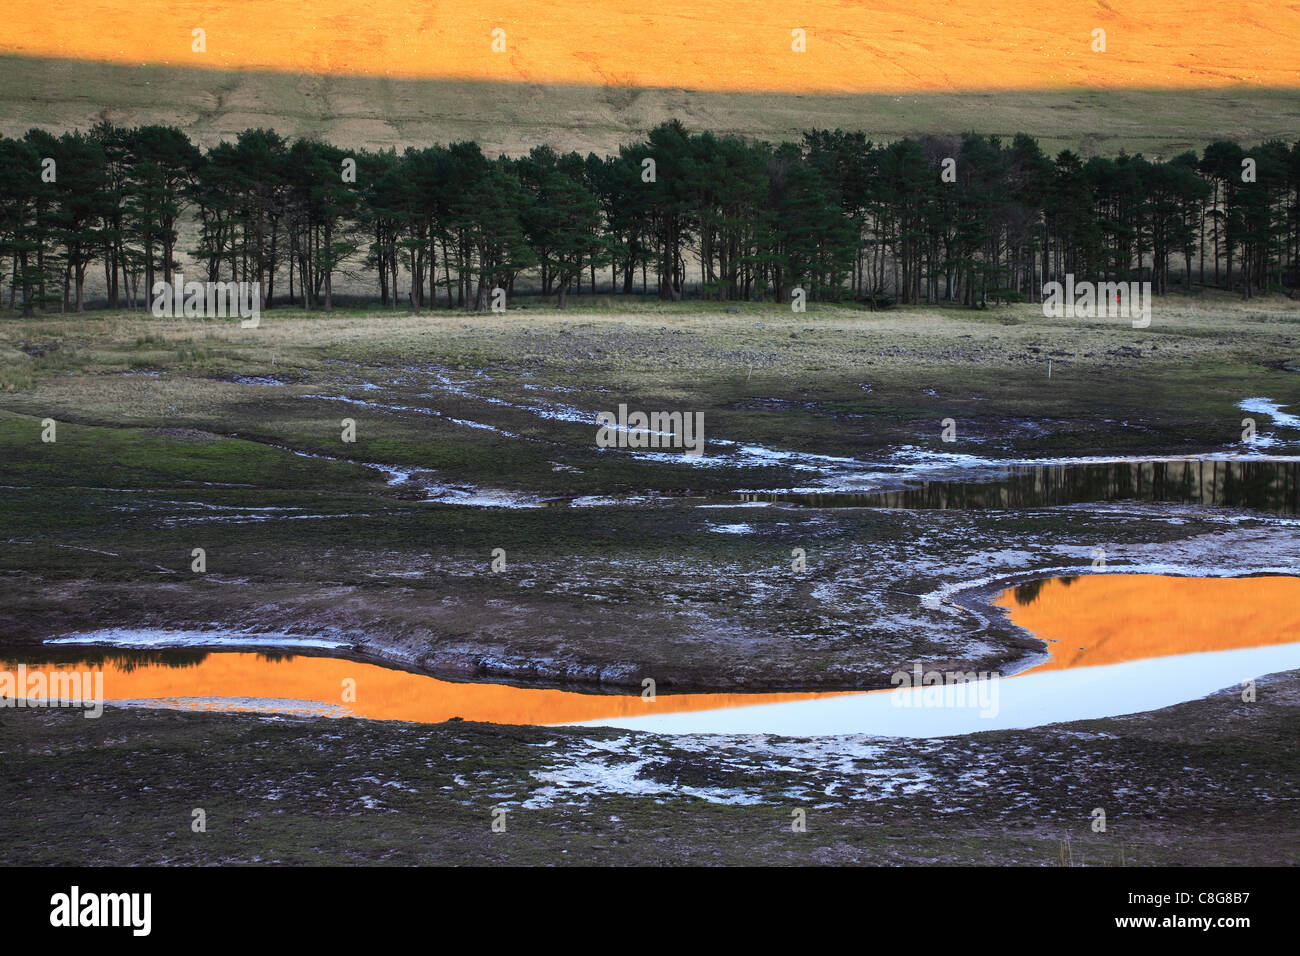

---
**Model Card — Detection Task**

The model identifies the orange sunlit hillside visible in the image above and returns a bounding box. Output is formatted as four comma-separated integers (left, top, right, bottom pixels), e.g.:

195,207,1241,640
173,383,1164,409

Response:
995,574,1300,673
5,1,1300,93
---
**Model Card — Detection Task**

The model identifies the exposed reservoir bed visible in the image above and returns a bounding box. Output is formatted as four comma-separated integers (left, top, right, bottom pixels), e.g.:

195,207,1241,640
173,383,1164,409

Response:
5,574,1299,737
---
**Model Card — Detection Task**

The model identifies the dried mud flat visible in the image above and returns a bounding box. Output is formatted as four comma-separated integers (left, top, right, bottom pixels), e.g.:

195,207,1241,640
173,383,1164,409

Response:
3,299,1300,863
4,298,1300,689
4,500,1300,693
2,668,1297,865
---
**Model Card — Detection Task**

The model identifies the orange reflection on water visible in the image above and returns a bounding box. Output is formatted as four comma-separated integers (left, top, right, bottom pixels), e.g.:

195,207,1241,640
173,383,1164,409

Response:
0,652,851,724
994,574,1300,674
8,574,1298,725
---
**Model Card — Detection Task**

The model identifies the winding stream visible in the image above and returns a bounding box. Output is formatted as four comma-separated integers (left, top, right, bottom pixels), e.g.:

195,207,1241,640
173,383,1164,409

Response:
6,574,1299,737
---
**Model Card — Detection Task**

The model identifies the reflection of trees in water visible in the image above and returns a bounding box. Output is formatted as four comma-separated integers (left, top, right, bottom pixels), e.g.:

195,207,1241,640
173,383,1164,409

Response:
745,461,1299,514
256,652,296,663
1013,579,1047,606
22,649,212,672
109,651,208,672
13,648,299,672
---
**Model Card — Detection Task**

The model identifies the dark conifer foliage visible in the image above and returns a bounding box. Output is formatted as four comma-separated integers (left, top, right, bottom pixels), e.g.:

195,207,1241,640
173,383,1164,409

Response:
1,122,1297,311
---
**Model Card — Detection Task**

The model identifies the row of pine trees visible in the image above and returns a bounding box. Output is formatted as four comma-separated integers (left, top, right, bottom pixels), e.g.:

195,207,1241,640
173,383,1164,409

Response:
1,120,1298,314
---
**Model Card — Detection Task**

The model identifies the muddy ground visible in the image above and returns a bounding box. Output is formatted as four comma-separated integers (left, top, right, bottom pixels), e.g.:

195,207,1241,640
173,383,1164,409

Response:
2,294,1299,688
2,295,1299,864
2,669,1297,865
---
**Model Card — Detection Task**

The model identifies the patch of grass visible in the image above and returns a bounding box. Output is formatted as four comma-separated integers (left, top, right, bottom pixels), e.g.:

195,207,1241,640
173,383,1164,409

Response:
0,409,381,491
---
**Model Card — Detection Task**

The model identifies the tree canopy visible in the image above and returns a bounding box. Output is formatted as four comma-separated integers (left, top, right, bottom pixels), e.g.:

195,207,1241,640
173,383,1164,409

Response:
2,122,1298,313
